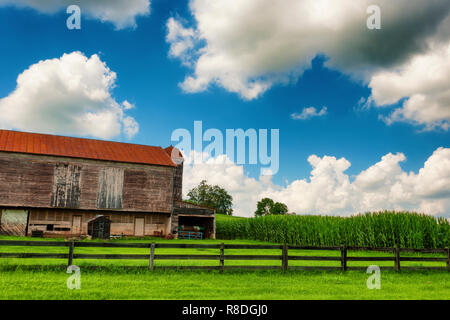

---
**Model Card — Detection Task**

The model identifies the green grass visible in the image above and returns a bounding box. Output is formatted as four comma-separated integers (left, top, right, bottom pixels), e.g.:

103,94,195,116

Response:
1,268,449,300
0,236,449,299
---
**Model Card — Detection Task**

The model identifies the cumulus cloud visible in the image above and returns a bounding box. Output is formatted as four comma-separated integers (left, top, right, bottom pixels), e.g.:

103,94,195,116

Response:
166,17,197,66
291,107,327,120
166,0,450,100
0,0,150,29
183,148,450,217
0,51,138,139
369,43,450,130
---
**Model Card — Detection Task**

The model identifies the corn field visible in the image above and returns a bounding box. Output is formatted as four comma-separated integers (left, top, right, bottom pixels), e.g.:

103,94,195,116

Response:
216,211,450,249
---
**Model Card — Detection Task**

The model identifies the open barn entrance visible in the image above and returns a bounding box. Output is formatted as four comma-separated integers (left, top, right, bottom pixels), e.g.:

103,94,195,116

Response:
177,215,214,239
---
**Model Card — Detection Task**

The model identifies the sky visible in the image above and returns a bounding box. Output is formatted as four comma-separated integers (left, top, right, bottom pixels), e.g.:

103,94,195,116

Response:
0,0,449,217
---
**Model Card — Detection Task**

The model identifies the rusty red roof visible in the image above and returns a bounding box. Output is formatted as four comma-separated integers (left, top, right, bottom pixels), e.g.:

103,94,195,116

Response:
164,146,184,159
0,130,176,167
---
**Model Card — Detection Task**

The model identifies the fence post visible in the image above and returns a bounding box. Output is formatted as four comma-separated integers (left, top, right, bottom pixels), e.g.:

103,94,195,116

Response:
68,241,74,267
446,247,449,272
149,243,155,271
282,243,288,272
220,242,225,273
340,244,347,272
394,245,401,272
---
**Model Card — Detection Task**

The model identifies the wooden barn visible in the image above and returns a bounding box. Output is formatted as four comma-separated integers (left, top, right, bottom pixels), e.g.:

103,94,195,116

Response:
0,130,215,238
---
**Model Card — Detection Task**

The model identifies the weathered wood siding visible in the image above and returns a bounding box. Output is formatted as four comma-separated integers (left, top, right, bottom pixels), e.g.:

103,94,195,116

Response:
122,168,174,212
97,167,124,209
0,155,54,206
27,208,170,237
0,152,174,213
173,163,183,201
51,163,82,208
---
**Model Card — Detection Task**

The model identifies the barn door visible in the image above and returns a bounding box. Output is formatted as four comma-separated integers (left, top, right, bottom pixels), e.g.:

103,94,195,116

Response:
134,217,145,236
72,215,82,235
0,210,29,236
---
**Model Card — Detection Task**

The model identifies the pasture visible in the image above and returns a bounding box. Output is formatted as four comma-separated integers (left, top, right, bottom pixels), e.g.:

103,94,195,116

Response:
0,236,449,300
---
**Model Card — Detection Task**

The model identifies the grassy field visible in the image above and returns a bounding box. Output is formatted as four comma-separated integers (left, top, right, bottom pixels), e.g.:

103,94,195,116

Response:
1,268,449,300
0,236,449,299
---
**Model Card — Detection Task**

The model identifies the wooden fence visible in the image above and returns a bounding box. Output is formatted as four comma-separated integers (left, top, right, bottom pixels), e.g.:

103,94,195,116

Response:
0,240,449,272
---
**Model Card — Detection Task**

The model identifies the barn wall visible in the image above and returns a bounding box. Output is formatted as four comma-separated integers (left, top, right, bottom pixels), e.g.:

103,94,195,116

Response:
27,208,170,237
0,152,174,213
173,162,183,201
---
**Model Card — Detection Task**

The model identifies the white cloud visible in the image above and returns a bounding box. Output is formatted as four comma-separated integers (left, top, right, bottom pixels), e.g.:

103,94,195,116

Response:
0,51,138,139
122,100,135,110
291,107,327,120
369,43,450,130
0,0,150,29
166,17,197,66
183,148,450,217
167,0,450,100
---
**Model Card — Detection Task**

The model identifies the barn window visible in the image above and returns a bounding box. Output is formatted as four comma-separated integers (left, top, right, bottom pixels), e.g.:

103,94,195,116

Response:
153,214,165,224
54,227,70,231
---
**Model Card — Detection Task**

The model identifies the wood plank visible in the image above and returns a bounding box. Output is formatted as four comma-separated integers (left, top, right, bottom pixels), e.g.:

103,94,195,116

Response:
74,242,151,248
347,246,394,252
73,254,149,260
288,245,341,250
288,256,341,261
289,266,341,271
0,252,68,258
224,244,282,249
341,245,347,271
154,254,220,260
223,255,282,260
347,256,394,261
149,243,155,271
400,266,447,271
224,266,282,270
155,266,221,270
399,257,447,262
394,245,400,272
68,241,74,266
0,240,69,247
399,248,446,253
156,243,220,249
219,242,224,273
282,243,288,272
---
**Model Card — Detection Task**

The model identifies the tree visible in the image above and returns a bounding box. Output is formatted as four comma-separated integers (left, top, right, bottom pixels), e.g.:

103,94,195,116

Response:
270,202,288,215
186,180,233,215
254,198,288,216
254,198,274,217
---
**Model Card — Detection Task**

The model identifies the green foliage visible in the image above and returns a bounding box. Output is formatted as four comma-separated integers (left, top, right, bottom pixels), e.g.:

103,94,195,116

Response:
255,198,288,216
216,211,450,249
187,180,233,215
255,198,274,217
270,202,288,215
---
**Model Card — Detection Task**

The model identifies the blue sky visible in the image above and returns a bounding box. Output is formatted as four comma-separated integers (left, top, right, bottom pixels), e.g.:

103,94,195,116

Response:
0,0,449,216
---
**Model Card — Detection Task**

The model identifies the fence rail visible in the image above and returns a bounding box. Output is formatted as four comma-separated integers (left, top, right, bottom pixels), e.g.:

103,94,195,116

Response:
0,240,448,272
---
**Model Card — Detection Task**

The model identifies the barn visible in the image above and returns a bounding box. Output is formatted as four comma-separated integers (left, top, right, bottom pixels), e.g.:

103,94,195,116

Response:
0,130,215,238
